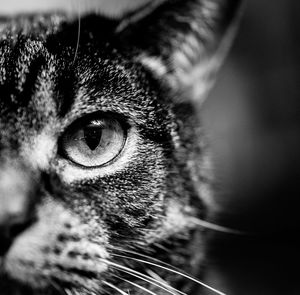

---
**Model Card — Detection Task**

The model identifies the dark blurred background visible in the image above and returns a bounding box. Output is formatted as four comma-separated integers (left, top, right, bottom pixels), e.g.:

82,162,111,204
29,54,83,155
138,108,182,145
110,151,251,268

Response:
201,1,300,294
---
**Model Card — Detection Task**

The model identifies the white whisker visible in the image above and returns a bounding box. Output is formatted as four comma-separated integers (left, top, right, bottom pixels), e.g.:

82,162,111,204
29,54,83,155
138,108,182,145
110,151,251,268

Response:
103,281,128,295
111,247,190,272
106,255,226,295
116,275,158,295
146,268,180,294
188,217,250,235
109,262,184,295
72,0,81,64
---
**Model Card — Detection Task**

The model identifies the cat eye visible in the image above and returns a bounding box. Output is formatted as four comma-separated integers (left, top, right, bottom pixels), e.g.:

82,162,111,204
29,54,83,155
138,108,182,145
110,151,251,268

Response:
60,115,126,168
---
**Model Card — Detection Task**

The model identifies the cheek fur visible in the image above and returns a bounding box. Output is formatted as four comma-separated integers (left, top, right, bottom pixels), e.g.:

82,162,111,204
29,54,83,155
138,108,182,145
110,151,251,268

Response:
4,198,109,288
56,140,169,237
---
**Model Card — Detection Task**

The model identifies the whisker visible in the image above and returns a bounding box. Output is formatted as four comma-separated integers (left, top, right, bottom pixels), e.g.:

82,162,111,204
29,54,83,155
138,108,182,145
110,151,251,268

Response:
103,281,128,295
115,274,158,295
188,217,251,235
110,249,198,282
145,268,179,293
106,254,226,295
72,0,81,64
109,262,184,295
110,247,189,272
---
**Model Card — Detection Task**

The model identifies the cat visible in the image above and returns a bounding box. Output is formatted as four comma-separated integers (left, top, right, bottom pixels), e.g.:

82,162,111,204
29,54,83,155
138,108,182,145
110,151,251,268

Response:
0,0,242,294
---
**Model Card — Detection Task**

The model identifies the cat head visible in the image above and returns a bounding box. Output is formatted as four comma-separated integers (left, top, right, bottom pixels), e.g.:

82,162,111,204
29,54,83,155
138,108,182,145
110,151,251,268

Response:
0,1,242,294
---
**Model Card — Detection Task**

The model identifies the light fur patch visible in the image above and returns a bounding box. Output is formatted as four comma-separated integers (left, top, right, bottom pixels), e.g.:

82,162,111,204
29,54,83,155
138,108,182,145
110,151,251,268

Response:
145,200,196,244
138,55,168,77
0,164,31,224
22,130,56,170
138,52,216,104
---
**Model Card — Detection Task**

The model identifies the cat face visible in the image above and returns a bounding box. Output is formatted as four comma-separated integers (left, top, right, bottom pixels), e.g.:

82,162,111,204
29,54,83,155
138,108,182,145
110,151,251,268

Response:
0,1,241,294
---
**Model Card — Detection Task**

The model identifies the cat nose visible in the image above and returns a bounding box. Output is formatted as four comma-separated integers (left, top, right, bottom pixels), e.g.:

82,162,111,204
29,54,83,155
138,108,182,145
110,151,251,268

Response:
0,161,38,256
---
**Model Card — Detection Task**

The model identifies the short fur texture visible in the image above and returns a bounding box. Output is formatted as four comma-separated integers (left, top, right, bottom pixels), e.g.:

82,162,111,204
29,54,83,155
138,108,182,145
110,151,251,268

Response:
0,1,241,294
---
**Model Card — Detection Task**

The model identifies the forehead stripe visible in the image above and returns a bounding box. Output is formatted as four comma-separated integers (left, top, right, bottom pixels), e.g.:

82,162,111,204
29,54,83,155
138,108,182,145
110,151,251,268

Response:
0,38,47,107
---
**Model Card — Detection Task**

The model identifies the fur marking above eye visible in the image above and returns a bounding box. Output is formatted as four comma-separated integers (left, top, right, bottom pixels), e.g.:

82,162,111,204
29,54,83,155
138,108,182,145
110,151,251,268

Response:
60,116,126,168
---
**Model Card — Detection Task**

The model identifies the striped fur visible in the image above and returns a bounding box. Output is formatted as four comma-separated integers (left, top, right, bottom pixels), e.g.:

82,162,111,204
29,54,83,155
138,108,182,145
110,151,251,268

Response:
0,1,242,294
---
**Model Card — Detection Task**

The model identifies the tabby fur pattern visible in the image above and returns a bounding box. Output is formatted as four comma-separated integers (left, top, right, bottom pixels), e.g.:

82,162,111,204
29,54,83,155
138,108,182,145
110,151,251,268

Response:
0,1,241,294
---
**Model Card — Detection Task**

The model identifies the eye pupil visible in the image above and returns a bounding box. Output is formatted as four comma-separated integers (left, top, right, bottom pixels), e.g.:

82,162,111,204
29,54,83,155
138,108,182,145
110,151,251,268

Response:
83,126,102,151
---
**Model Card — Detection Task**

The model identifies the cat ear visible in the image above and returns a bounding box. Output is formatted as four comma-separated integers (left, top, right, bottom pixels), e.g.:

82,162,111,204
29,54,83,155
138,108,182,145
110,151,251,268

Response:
118,0,243,104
